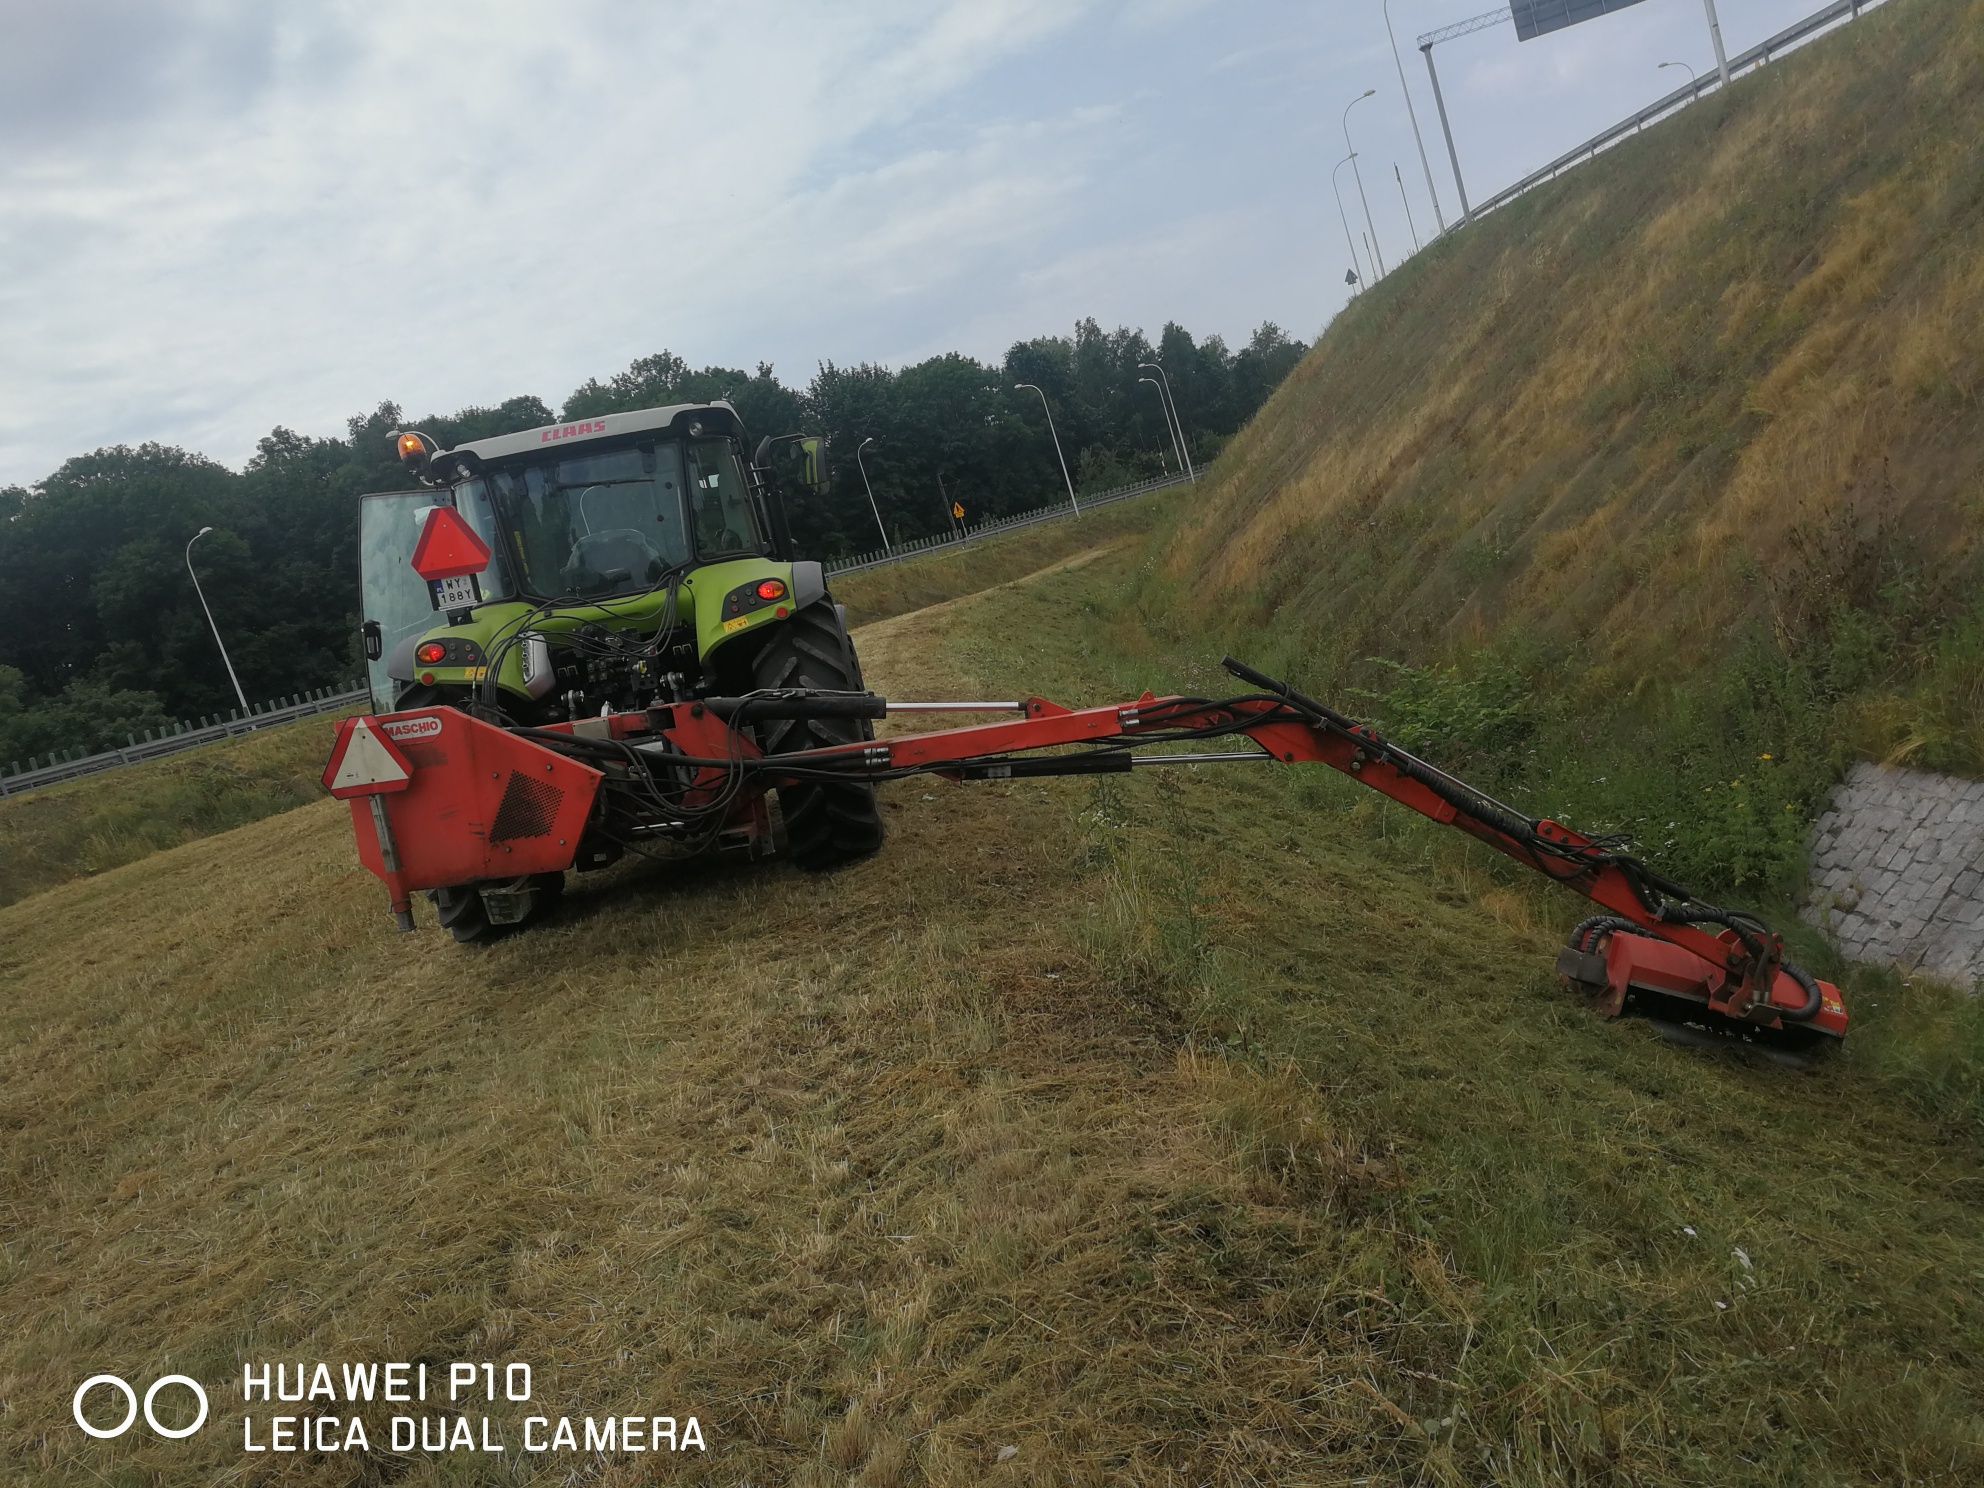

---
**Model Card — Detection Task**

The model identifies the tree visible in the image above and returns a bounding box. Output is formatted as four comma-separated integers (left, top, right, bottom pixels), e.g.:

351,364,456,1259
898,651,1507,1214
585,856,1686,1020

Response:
0,315,1310,758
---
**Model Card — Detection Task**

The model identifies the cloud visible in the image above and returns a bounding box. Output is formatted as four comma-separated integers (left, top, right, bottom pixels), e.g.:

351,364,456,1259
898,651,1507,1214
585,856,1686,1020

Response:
5,0,1814,485
0,0,1117,482
0,0,295,155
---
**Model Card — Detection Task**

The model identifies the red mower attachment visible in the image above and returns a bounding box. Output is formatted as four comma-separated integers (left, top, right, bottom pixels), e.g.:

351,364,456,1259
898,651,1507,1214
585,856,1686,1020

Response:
327,659,1846,1053
326,709,601,931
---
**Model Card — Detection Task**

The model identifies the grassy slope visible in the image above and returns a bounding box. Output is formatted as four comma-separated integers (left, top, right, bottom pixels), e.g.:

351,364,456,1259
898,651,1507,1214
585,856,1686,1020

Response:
1167,0,1984,778
0,496,1161,910
0,719,352,909
5,543,1983,1486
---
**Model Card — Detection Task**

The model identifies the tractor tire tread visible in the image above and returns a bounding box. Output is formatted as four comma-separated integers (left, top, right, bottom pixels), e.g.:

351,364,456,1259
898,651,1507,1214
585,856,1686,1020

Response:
753,605,884,870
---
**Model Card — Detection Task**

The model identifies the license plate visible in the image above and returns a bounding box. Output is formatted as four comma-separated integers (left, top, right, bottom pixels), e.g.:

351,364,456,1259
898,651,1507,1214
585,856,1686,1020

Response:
429,574,480,609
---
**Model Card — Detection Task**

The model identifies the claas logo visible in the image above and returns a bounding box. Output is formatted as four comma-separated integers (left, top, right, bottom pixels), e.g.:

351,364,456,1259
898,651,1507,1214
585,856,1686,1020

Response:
540,420,605,444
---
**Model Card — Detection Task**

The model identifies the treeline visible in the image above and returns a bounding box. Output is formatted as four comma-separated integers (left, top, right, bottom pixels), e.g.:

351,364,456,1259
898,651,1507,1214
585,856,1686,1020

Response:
0,318,1305,765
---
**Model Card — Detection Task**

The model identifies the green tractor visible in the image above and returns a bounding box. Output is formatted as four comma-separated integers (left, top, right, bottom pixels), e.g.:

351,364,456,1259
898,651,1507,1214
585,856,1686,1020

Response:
357,402,882,938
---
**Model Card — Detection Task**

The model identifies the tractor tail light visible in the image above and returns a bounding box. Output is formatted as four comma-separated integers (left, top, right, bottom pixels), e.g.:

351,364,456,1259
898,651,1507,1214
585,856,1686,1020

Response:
756,579,787,601
415,642,448,665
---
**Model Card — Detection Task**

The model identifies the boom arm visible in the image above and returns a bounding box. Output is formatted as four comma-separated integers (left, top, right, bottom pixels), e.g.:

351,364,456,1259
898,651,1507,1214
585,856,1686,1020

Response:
698,657,1835,1034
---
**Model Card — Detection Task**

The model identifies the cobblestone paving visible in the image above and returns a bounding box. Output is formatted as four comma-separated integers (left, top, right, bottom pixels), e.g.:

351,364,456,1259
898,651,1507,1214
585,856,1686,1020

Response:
1804,762,1984,988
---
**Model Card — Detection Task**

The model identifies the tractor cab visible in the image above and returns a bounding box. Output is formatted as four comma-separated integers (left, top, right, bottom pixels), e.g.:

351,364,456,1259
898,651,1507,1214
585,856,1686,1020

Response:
356,402,839,724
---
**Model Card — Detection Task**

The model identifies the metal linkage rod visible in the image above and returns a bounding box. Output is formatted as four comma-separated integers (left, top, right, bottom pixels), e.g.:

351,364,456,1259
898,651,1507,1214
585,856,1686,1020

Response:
884,701,1025,714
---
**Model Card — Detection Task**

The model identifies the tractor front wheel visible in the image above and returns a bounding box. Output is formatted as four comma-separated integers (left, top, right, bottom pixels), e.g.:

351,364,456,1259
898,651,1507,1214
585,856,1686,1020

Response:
752,605,886,870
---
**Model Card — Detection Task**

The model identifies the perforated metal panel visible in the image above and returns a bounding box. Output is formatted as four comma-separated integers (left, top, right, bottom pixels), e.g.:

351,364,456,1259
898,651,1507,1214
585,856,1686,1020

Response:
490,771,566,843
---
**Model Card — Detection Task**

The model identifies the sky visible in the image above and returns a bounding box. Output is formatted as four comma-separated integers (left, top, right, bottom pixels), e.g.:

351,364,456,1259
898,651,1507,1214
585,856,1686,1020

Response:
0,0,1836,487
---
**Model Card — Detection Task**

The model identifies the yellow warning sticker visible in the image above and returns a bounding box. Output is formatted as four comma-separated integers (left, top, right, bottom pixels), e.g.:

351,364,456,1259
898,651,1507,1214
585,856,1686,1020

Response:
722,615,751,634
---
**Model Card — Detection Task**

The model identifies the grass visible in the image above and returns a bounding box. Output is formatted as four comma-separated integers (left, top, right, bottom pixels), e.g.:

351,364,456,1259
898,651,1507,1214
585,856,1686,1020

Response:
829,494,1162,629
0,717,352,908
1155,0,1984,808
14,7,1984,1479
6,542,1984,1485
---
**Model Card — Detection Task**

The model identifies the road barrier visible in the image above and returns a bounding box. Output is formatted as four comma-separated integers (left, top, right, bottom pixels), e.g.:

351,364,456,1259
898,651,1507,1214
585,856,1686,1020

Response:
0,686,371,798
0,468,1194,797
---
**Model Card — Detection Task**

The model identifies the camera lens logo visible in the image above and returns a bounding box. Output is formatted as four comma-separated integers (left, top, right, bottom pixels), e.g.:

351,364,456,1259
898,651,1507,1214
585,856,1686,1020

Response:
73,1375,209,1440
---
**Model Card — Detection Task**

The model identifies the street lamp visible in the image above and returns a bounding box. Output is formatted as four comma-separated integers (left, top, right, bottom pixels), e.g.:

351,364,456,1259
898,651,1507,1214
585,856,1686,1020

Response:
1658,59,1699,92
1344,89,1385,280
1332,154,1366,292
855,437,891,555
1383,0,1446,235
1013,383,1080,516
1136,363,1194,485
185,526,250,714
1139,376,1187,480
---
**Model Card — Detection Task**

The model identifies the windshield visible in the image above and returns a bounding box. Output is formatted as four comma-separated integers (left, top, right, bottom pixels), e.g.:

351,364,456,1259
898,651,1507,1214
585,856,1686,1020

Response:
466,438,760,600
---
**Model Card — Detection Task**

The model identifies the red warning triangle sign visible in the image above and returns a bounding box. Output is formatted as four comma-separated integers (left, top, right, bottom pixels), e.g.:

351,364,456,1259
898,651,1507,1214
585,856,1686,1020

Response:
410,505,492,581
322,717,414,798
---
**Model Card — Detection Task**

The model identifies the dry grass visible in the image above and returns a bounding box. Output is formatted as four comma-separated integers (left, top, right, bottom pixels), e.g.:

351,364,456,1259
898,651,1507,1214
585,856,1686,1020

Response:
0,541,1381,1486
1161,0,1984,691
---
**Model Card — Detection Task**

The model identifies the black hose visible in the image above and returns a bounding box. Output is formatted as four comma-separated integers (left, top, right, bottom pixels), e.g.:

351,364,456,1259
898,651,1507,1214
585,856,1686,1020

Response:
1776,960,1825,1023
1569,915,1645,953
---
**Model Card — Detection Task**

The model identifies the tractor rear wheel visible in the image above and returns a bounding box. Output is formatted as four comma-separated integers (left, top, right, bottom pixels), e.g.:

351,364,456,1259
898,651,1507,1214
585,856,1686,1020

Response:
429,873,564,945
752,605,885,870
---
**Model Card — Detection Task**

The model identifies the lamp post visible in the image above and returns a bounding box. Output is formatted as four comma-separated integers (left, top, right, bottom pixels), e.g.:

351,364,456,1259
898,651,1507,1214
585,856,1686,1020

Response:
1658,59,1699,95
185,526,250,714
1014,383,1080,516
1137,362,1194,485
1140,376,1187,481
1394,162,1421,253
1701,0,1732,87
855,437,891,555
1383,0,1446,234
1419,40,1472,226
1332,154,1367,290
1344,89,1385,280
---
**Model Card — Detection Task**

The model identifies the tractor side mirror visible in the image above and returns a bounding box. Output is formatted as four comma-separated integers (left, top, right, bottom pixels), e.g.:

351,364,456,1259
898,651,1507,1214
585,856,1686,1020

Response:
761,435,830,497
796,435,829,496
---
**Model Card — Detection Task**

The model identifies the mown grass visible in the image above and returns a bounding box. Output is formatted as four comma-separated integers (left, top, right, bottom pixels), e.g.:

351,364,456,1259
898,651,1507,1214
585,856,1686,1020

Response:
8,543,1982,1486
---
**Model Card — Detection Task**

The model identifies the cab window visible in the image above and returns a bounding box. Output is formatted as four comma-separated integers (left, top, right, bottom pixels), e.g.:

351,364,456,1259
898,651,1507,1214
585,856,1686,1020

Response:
685,440,761,559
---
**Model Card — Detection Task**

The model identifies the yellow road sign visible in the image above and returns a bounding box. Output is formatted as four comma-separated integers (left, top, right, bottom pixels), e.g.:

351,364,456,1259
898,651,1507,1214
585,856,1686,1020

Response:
952,502,965,520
